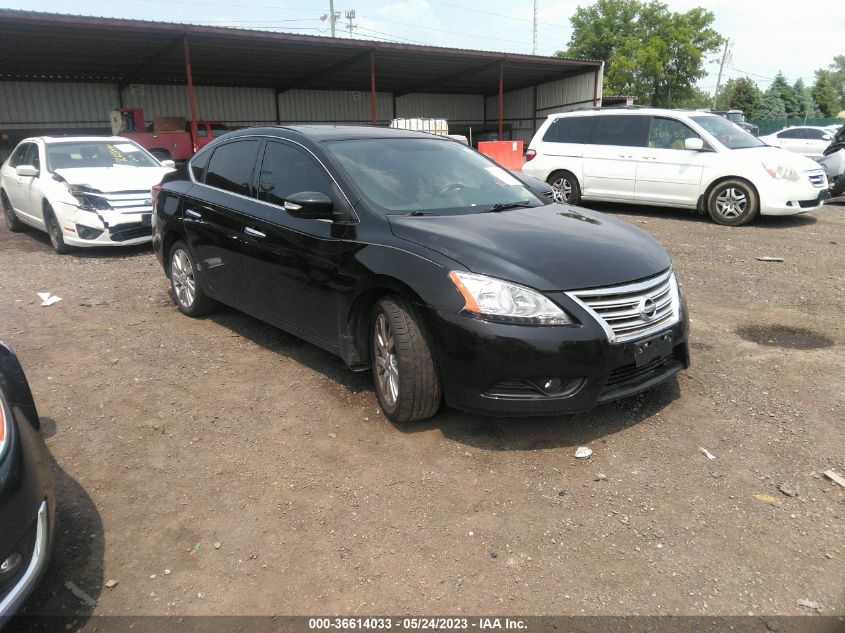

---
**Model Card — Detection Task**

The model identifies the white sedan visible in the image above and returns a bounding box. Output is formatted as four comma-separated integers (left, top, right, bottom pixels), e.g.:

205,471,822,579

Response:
1,136,173,253
759,126,835,159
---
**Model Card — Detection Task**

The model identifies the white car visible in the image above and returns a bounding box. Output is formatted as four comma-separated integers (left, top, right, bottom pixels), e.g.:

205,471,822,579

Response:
522,108,828,226
758,126,835,159
1,136,174,253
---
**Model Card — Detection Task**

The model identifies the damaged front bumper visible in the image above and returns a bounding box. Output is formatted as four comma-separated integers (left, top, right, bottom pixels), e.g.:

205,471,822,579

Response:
54,202,153,247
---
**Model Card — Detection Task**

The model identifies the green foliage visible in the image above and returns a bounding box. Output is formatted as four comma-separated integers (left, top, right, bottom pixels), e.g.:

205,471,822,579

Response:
673,86,712,109
558,0,723,107
714,77,762,117
813,71,842,117
792,79,821,119
825,55,845,111
756,91,787,121
766,72,800,118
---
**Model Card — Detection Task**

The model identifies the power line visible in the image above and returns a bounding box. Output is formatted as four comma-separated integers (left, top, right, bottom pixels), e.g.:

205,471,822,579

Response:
364,15,533,46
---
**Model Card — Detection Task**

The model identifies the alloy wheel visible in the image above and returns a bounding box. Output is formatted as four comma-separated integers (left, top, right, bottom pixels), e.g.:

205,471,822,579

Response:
374,313,399,408
171,249,196,308
552,177,572,203
714,187,748,219
46,214,60,249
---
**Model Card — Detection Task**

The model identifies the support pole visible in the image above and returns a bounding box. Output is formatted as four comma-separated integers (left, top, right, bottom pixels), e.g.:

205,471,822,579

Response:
498,61,504,140
183,36,200,153
593,68,600,106
370,50,377,124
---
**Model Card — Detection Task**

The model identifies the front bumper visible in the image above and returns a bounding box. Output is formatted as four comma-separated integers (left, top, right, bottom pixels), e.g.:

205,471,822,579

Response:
0,501,50,621
759,179,829,215
55,202,153,247
424,301,689,417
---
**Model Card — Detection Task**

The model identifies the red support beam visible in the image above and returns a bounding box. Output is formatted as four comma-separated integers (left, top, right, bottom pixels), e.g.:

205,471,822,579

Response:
183,35,200,153
498,61,504,140
370,50,377,124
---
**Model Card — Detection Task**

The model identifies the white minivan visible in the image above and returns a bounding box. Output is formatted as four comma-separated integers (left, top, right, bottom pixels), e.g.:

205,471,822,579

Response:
522,108,829,226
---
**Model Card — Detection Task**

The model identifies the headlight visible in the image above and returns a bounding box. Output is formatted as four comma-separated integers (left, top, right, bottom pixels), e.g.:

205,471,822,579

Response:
448,271,573,325
68,185,111,211
763,163,800,181
0,396,9,464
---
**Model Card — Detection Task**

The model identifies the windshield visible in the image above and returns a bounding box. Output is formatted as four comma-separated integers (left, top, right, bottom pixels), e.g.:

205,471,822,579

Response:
691,115,764,150
46,141,159,171
726,112,745,123
325,138,541,214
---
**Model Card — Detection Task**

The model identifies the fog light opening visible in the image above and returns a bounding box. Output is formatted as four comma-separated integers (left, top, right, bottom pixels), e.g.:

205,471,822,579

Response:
76,224,104,240
542,378,563,394
0,552,22,577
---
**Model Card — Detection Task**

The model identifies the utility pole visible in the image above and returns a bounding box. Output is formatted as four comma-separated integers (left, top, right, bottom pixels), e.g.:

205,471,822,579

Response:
712,38,730,108
532,0,538,55
345,9,356,37
327,0,338,37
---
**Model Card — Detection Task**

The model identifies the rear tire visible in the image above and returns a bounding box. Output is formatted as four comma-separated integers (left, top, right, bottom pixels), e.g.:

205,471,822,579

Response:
371,296,441,423
169,241,219,317
44,205,72,254
706,179,759,226
2,191,23,232
547,170,581,204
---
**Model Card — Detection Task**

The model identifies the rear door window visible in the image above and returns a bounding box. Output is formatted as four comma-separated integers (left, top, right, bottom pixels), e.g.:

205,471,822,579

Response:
590,115,649,147
204,140,259,196
543,116,594,143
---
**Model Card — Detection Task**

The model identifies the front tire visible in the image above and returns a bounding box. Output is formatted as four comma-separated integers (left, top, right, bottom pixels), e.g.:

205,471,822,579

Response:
169,241,218,317
707,179,759,226
371,296,441,423
2,191,23,232
44,205,72,254
547,170,581,204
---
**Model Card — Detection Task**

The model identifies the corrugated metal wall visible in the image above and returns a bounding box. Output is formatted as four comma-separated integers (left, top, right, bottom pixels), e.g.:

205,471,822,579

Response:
277,89,393,123
121,84,276,126
395,94,483,123
0,81,117,129
484,68,602,143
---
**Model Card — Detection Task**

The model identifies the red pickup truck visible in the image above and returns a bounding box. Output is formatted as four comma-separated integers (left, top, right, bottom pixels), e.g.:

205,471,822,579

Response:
109,108,228,162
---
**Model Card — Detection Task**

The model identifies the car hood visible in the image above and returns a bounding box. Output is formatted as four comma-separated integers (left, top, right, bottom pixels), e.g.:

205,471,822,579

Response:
52,166,172,192
748,145,825,169
387,204,671,291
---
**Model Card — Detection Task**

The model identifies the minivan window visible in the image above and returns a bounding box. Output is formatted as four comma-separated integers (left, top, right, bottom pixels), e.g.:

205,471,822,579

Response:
648,117,701,150
543,116,594,144
690,115,763,149
590,115,649,147
204,140,259,196
326,138,540,214
258,141,332,207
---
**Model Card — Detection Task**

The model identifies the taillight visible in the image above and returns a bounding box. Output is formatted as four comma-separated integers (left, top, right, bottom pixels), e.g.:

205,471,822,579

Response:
525,149,537,162
151,184,162,208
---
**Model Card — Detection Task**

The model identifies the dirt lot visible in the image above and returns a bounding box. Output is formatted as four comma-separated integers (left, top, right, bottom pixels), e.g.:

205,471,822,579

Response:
1,200,843,624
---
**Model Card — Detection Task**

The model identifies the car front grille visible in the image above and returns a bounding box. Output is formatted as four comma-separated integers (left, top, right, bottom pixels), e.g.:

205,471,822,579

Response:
89,190,153,213
109,223,151,242
807,171,826,188
567,270,681,343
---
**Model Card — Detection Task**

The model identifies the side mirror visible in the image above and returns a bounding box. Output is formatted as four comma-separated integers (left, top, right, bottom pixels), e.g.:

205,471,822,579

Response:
684,138,705,151
15,165,38,177
161,159,176,168
283,191,334,220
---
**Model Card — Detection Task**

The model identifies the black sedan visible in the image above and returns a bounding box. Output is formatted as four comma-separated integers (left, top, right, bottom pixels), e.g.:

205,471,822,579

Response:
152,126,689,422
0,342,54,623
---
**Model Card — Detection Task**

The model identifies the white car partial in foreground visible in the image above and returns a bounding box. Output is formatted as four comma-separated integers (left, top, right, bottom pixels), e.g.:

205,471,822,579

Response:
523,108,829,226
1,136,173,253
758,126,835,159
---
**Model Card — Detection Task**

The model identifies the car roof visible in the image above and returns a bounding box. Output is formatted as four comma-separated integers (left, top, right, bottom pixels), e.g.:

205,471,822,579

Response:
19,136,142,144
224,125,448,142
549,107,711,119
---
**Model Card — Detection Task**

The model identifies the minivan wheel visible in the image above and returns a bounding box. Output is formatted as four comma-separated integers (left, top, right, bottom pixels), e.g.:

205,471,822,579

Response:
547,171,581,204
169,241,218,317
707,179,759,226
371,296,441,423
44,206,72,254
2,191,23,232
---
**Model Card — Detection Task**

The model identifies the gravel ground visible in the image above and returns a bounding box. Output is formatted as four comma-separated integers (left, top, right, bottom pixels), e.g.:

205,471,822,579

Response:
1,200,843,625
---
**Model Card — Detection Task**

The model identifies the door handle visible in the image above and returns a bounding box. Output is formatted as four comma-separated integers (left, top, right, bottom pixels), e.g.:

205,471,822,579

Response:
185,208,202,219
244,226,266,238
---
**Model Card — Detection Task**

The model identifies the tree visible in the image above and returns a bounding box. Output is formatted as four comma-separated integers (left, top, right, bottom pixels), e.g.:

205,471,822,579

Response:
674,86,712,109
813,70,842,117
714,77,761,118
766,72,800,118
793,79,821,119
756,91,787,120
824,56,845,111
558,0,723,107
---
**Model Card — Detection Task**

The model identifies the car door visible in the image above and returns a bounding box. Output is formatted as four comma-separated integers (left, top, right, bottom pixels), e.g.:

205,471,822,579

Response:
24,143,46,222
801,128,832,158
635,117,707,207
4,143,39,221
581,114,648,200
773,129,802,154
240,139,346,346
183,138,259,307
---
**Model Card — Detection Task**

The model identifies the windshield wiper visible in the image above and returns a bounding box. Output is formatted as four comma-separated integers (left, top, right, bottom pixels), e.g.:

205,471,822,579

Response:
481,200,535,213
401,210,435,216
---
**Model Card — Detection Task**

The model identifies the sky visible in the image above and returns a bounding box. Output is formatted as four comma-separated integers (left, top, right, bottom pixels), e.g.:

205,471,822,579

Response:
2,0,841,93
